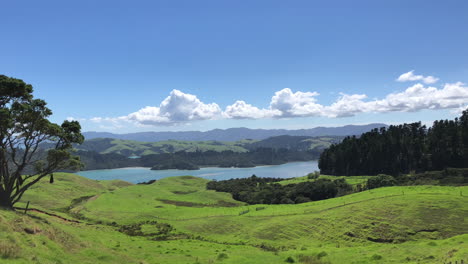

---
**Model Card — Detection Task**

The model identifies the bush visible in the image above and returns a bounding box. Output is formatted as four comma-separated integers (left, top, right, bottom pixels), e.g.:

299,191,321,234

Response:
317,251,328,258
285,256,295,263
217,253,228,260
367,174,396,189
307,171,320,180
280,197,295,204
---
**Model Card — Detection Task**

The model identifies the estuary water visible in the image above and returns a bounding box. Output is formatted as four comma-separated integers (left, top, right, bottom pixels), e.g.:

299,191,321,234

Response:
76,161,319,184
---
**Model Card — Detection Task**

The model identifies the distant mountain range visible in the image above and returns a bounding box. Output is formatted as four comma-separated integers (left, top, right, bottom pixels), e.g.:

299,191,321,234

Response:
83,124,388,142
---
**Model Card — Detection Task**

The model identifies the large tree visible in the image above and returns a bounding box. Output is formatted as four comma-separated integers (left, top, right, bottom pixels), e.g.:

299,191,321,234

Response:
0,75,84,209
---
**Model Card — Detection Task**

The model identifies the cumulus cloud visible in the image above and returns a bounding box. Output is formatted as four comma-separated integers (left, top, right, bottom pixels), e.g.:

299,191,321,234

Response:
321,82,468,116
371,82,468,112
269,88,323,117
126,89,222,125
264,83,468,118
223,100,276,119
397,70,439,84
87,72,468,127
324,93,369,118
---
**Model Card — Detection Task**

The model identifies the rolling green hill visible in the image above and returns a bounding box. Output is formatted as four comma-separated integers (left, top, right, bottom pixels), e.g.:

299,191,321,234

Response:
74,136,342,157
76,138,251,156
1,173,465,263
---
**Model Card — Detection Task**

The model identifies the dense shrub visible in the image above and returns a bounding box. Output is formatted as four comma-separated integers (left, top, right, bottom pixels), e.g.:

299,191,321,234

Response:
207,175,351,205
367,174,396,189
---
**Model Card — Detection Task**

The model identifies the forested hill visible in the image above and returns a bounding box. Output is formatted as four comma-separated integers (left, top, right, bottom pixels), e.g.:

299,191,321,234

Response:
319,108,468,176
83,124,386,142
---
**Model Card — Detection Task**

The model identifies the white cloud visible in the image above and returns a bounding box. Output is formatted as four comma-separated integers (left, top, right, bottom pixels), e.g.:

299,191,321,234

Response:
126,89,222,125
86,73,468,127
263,83,468,118
324,93,369,118
223,100,276,119
269,88,323,117
397,70,439,84
371,82,468,112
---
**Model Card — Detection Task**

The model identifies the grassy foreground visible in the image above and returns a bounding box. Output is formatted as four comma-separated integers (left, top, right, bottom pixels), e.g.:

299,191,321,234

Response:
0,173,466,263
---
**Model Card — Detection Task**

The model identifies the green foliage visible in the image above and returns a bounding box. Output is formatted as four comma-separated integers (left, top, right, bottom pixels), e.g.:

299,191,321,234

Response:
317,251,328,258
285,256,295,263
217,253,228,260
207,175,352,204
307,171,320,180
319,109,468,176
367,174,396,189
0,75,83,209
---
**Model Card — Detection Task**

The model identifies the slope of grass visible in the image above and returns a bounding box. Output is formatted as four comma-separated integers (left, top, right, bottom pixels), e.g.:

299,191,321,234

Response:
4,173,468,263
79,138,250,156
0,209,283,264
17,173,132,214
278,175,373,185
76,176,245,224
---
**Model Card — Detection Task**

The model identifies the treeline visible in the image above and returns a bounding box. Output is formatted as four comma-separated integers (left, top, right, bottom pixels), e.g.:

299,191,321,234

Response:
319,109,468,176
206,175,352,204
77,148,321,170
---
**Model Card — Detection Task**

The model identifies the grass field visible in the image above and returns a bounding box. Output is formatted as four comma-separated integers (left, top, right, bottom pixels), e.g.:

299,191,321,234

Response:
278,175,373,185
0,173,466,263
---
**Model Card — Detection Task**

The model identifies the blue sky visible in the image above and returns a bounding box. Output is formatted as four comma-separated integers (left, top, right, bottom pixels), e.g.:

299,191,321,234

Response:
1,0,468,132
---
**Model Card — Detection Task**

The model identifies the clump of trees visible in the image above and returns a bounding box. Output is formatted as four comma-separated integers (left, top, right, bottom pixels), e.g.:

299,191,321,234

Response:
319,109,468,176
0,75,83,209
207,175,353,204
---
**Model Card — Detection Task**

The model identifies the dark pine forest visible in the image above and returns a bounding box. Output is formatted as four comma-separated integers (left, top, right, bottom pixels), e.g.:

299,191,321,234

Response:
319,109,468,176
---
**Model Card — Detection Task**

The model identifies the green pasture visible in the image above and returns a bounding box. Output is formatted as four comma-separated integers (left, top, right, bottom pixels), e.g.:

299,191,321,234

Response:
2,173,466,263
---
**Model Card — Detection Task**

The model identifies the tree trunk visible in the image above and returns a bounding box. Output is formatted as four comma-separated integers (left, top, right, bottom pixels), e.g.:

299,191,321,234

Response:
0,190,14,210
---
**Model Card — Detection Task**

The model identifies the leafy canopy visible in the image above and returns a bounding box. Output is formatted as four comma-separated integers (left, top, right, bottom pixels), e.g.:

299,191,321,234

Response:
0,75,84,209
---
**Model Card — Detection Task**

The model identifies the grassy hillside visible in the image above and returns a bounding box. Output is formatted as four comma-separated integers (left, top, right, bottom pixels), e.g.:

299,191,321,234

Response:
277,175,373,186
75,136,341,157
17,173,132,212
2,173,466,263
245,135,342,152
77,138,250,156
